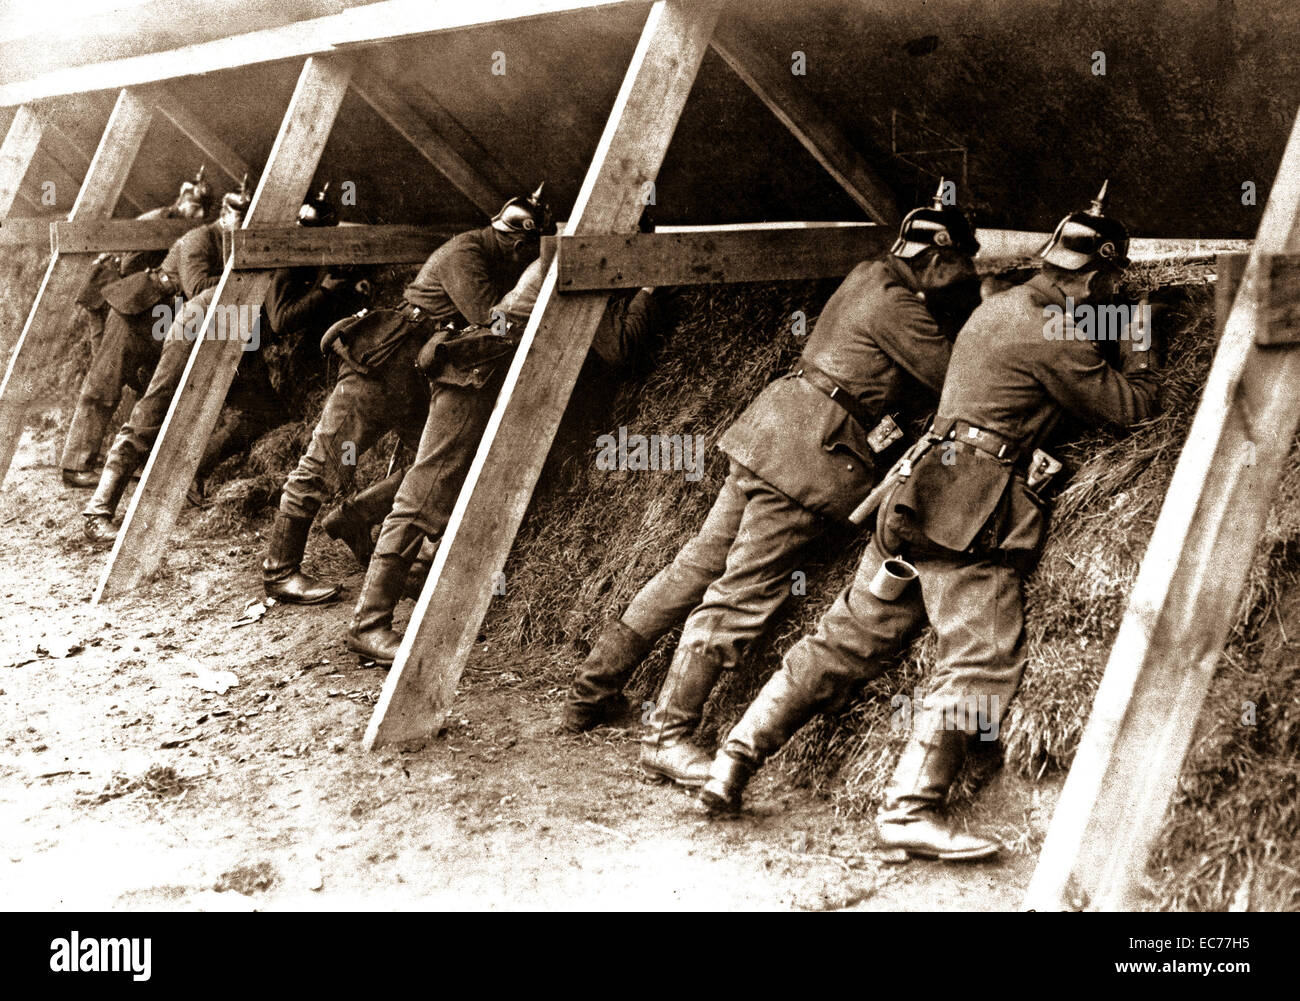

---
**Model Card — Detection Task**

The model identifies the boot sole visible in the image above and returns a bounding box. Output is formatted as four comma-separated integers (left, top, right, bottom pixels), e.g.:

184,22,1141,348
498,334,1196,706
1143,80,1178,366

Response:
885,844,1000,862
696,788,740,816
265,590,342,606
638,764,707,789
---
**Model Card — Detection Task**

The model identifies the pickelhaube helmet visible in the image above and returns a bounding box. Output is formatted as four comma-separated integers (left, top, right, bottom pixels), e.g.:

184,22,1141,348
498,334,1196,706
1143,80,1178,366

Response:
297,182,338,227
177,165,213,211
890,177,980,259
491,182,550,235
222,173,253,215
1038,180,1130,271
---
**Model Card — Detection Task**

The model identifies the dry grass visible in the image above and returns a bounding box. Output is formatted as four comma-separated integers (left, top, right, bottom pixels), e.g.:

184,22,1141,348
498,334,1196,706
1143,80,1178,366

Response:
485,262,1300,911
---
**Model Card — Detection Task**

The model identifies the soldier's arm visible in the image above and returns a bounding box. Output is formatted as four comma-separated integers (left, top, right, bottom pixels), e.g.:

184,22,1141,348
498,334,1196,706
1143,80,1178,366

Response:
1035,341,1161,429
178,231,223,298
440,243,499,326
263,267,335,335
874,289,953,393
118,206,169,275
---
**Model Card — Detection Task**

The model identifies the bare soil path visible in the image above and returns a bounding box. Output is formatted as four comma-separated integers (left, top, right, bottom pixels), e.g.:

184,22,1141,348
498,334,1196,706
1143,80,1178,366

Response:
1,428,1040,910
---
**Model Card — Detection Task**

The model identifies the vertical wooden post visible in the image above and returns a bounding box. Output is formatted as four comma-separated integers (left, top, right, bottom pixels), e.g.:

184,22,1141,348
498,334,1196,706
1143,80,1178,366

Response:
94,56,353,601
0,105,45,217
365,0,725,749
0,90,154,487
1023,106,1300,911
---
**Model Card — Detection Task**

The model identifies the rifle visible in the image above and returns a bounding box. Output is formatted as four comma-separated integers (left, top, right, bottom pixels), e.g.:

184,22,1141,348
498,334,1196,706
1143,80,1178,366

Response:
848,431,941,526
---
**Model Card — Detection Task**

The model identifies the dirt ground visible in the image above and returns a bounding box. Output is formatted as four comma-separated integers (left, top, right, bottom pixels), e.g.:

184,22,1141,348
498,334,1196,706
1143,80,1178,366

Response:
0,425,1048,911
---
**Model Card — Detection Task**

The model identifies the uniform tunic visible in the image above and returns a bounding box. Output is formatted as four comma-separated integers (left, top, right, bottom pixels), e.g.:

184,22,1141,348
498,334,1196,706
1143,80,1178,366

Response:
619,255,956,674
279,227,529,524
724,273,1160,766
60,207,199,472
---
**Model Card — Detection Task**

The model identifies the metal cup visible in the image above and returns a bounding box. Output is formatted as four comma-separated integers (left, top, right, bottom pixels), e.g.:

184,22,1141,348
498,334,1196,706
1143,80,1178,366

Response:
869,556,919,601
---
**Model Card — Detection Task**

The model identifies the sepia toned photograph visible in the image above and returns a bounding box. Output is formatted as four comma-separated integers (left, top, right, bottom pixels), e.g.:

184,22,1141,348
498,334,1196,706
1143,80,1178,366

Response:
0,0,1294,935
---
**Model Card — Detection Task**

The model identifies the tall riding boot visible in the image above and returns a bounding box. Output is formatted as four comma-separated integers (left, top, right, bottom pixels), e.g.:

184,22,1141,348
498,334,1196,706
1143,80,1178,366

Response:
346,551,414,666
61,399,114,487
261,513,341,605
322,470,405,567
403,537,439,599
562,620,651,733
876,722,1000,861
639,646,724,788
698,669,822,816
81,450,139,547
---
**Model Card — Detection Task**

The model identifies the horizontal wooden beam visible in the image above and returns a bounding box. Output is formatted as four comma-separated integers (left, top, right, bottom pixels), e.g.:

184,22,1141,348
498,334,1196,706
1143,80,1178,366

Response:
558,225,1255,289
230,224,487,268
0,0,641,107
557,224,892,288
0,218,53,247
52,217,197,254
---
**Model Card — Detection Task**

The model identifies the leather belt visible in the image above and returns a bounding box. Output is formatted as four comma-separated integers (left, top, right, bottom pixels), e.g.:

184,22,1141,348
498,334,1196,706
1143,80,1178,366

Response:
794,361,876,433
939,418,1022,462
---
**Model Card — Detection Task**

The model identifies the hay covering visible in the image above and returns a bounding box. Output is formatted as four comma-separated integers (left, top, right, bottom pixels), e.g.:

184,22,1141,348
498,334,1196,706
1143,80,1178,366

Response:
486,262,1300,911
14,238,1298,909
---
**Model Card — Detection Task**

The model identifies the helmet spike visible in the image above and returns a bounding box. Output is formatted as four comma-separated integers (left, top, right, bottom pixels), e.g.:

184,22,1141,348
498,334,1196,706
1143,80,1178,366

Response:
529,181,545,206
1088,179,1109,217
931,176,948,210
194,164,206,184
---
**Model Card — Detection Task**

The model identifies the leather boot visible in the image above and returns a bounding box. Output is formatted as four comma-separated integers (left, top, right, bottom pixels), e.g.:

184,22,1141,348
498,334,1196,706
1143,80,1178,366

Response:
562,620,650,733
345,552,411,665
262,513,341,605
877,722,1000,861
322,470,404,567
638,646,723,788
62,468,101,488
403,537,439,599
698,669,821,815
81,453,138,547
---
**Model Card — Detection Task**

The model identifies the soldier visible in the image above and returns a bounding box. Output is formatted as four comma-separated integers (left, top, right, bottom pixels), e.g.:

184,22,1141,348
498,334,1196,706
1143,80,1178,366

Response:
261,186,550,606
698,184,1160,864
343,216,672,665
60,167,214,487
80,183,363,546
561,185,981,795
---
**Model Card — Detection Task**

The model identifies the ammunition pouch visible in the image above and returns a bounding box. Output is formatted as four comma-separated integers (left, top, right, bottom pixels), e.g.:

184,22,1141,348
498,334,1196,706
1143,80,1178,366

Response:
417,321,519,390
879,418,1048,572
101,268,176,317
322,306,428,373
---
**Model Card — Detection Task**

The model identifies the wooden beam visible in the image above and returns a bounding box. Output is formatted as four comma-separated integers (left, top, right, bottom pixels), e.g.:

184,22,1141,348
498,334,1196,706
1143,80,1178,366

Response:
95,56,353,601
365,0,725,749
51,217,198,254
557,226,1254,288
0,0,642,107
1023,106,1300,912
709,18,899,226
1215,252,1248,338
558,224,891,288
0,218,53,247
146,86,252,187
0,105,43,217
348,67,507,216
0,89,154,488
37,117,148,216
232,224,476,268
